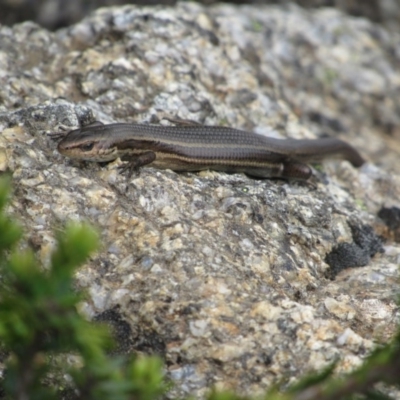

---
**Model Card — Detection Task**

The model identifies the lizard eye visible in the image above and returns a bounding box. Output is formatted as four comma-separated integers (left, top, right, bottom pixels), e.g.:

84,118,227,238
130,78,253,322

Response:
81,143,94,152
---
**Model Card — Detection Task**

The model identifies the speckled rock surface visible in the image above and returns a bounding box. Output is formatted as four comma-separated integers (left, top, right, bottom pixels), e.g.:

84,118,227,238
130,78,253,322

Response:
2,0,400,33
0,2,399,398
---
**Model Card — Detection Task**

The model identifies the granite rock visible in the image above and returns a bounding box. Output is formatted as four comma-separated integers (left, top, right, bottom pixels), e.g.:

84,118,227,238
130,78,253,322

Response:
0,2,399,398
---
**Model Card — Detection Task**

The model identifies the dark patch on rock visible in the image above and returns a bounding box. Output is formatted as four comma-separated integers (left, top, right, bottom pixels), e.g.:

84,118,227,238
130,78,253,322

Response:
325,222,384,279
95,308,166,357
378,206,400,242
94,308,134,355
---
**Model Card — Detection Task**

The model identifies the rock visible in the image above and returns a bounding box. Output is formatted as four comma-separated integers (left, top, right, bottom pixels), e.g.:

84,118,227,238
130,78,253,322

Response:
0,2,399,398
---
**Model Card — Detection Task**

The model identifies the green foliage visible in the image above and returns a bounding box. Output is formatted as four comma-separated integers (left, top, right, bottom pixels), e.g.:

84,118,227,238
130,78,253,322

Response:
287,360,338,393
0,178,22,254
208,391,250,400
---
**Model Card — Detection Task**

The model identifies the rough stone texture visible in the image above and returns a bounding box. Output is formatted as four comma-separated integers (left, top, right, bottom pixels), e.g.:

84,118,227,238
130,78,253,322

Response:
2,0,400,33
0,2,399,398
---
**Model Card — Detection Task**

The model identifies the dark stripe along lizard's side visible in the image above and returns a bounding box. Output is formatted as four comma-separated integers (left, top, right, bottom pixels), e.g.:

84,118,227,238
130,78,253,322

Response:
57,121,365,180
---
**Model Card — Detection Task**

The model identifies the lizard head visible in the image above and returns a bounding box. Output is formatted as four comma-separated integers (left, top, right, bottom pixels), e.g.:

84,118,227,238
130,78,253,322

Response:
57,123,119,162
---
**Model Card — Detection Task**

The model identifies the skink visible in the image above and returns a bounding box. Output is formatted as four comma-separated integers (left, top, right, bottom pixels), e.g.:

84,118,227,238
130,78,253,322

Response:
56,121,365,180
